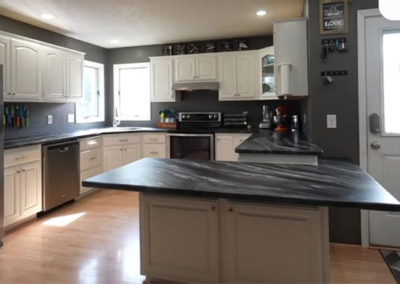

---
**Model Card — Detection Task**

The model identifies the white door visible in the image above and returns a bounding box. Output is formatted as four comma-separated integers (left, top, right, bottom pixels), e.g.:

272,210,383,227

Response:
103,146,124,171
10,38,41,100
364,14,400,247
150,58,174,102
236,53,257,99
66,54,83,101
196,54,217,80
174,56,195,81
4,166,20,226
124,144,142,164
218,54,237,100
19,162,42,218
215,134,234,161
42,47,66,101
0,35,10,98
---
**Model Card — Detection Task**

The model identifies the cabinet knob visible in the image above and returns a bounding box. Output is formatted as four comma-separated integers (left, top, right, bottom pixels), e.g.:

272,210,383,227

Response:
12,92,16,96
211,205,216,211
234,93,240,97
16,170,21,174
228,207,234,212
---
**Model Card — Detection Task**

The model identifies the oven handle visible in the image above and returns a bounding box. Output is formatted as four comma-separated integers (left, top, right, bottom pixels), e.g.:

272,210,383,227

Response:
167,133,214,138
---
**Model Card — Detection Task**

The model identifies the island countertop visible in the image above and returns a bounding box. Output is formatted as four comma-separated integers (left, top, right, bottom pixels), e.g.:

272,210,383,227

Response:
235,130,324,155
83,157,400,211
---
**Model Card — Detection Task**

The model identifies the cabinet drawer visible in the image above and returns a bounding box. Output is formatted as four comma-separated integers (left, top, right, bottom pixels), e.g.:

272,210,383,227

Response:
80,166,103,194
142,144,167,158
4,145,41,167
142,133,166,144
80,148,102,171
102,134,141,146
80,136,101,151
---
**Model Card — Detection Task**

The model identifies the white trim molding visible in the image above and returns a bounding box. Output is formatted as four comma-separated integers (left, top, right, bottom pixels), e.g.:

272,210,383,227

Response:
357,8,382,248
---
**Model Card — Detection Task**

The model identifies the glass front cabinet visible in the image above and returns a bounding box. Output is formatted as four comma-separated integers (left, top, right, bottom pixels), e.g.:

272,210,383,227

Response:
259,46,277,100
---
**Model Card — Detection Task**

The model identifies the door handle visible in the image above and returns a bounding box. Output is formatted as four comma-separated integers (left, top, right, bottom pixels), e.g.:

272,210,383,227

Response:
369,113,381,134
58,147,69,152
371,141,381,150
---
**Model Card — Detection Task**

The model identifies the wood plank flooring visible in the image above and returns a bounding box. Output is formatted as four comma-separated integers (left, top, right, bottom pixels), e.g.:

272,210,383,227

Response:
0,189,395,284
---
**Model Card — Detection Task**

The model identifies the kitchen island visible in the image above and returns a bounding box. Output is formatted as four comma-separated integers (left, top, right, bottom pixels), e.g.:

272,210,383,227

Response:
83,158,400,284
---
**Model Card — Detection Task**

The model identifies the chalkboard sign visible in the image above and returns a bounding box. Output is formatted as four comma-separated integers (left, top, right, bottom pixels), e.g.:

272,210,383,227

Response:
320,0,348,34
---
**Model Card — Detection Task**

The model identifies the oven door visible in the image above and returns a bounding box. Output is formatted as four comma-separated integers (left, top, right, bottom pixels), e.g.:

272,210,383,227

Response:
168,133,214,160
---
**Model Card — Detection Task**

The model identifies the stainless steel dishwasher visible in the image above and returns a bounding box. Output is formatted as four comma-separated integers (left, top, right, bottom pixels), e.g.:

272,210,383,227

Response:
42,140,80,211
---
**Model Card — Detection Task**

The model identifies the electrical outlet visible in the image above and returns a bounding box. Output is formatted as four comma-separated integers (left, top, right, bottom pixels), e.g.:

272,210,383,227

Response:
327,114,337,128
47,115,53,125
68,113,75,123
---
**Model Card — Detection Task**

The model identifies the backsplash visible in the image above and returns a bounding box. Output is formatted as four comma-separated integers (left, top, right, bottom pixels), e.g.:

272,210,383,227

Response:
4,103,104,140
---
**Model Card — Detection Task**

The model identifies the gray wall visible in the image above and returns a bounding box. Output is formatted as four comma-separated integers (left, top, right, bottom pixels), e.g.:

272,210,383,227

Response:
0,15,107,139
306,0,379,244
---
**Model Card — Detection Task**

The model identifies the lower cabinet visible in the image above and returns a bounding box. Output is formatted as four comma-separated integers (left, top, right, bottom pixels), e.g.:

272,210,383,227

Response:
80,137,103,194
215,133,251,161
140,194,328,283
4,161,42,227
142,133,167,158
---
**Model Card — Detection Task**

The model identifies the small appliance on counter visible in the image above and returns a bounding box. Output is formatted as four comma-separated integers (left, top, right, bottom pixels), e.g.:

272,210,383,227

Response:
273,106,291,132
259,105,273,129
223,112,248,128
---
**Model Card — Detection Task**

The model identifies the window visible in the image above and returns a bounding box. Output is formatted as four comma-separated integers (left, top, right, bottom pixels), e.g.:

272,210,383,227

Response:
76,61,105,123
113,63,151,121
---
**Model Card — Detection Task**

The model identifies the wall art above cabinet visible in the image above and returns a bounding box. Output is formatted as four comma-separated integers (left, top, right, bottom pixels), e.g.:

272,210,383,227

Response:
0,31,85,103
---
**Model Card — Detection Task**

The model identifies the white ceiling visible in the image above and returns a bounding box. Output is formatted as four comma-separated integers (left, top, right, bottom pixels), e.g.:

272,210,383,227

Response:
0,0,305,48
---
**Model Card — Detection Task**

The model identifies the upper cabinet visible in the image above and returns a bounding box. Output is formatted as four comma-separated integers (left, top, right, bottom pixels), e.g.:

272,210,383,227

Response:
9,38,42,101
259,46,277,100
218,51,258,101
174,54,217,82
150,57,174,102
0,31,85,103
274,18,308,97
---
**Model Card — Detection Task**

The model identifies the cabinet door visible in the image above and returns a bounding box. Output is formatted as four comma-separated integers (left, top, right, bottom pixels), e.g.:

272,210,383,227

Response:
196,54,217,80
10,38,41,101
80,166,103,194
124,144,142,164
0,35,10,98
174,56,195,81
218,54,237,100
151,58,174,102
215,134,234,161
232,134,251,161
236,53,257,99
140,194,220,283
19,161,42,218
103,146,124,171
222,202,326,283
259,46,277,99
4,166,20,226
42,47,66,101
66,54,83,101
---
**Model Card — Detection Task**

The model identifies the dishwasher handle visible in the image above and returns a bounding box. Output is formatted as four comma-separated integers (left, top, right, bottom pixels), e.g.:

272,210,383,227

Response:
58,147,70,152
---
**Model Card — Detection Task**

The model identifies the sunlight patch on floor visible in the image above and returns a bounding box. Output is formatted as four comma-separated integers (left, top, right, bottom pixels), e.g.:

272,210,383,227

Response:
43,212,86,227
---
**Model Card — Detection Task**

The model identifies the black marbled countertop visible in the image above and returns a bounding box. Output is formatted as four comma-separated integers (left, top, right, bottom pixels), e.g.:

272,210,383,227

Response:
235,130,324,155
83,157,400,211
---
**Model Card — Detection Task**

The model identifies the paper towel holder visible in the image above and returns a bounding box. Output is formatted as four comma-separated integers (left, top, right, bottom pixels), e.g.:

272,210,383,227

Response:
278,63,292,96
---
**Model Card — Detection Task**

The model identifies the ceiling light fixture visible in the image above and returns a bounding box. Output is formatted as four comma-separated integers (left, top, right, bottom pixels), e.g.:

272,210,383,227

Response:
40,13,55,20
256,10,267,17
110,40,120,44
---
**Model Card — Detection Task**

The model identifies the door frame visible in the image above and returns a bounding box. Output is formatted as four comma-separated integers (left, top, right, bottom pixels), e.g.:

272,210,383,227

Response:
357,8,383,248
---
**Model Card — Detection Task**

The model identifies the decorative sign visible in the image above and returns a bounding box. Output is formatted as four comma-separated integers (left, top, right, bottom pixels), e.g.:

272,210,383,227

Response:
320,0,348,34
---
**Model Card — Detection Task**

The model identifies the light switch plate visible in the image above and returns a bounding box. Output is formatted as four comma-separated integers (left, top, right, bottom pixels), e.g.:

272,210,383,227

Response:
327,114,337,128
47,115,53,125
68,113,75,123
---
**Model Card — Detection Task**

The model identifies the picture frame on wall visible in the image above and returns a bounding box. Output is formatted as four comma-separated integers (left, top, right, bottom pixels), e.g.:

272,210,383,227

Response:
319,0,349,35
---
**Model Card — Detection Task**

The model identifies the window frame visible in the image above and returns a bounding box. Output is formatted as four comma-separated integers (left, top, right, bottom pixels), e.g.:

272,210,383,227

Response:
113,62,151,121
76,60,105,124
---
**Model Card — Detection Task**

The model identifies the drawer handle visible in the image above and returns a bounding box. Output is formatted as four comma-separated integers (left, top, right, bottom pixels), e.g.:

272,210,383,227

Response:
150,151,159,154
234,93,240,97
15,156,26,160
149,138,158,141
119,139,129,142
87,141,98,146
89,157,97,161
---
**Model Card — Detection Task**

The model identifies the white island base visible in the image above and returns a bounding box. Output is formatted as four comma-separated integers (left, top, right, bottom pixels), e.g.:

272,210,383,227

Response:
139,193,330,283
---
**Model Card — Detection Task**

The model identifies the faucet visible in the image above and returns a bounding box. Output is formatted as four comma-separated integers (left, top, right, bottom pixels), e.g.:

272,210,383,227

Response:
113,107,120,128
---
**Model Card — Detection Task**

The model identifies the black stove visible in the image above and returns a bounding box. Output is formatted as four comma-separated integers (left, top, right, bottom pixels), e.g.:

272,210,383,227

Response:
177,112,222,131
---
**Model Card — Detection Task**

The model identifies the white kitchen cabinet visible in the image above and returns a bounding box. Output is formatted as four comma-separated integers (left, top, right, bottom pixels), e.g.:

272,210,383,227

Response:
80,136,103,194
140,194,220,283
259,45,278,100
218,51,258,101
42,47,66,101
0,35,10,98
215,133,251,161
174,54,217,82
4,145,42,228
102,134,142,171
150,57,174,102
9,38,42,101
274,18,308,97
142,133,167,158
66,54,84,101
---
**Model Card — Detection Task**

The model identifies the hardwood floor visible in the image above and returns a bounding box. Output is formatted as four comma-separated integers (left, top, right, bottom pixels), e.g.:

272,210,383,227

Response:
0,189,395,284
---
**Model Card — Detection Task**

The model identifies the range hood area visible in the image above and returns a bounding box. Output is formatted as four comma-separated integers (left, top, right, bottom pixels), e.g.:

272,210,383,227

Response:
172,81,220,91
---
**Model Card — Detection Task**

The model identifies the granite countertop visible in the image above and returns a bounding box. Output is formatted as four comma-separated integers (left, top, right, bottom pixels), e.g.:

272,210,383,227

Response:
235,130,324,155
83,157,400,211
